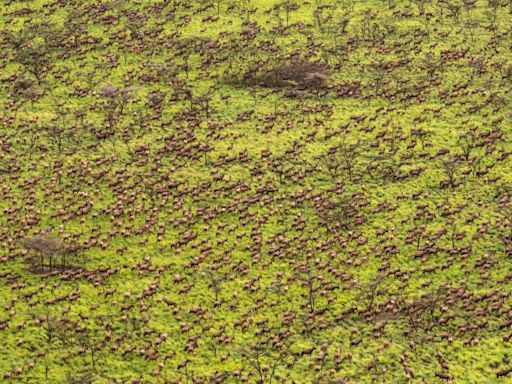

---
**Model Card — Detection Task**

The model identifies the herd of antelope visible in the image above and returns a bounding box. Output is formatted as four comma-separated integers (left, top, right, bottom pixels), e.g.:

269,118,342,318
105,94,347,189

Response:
0,0,511,382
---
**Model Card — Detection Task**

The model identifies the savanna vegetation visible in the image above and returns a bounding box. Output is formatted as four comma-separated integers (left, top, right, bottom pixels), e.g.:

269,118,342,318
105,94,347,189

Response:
0,0,511,383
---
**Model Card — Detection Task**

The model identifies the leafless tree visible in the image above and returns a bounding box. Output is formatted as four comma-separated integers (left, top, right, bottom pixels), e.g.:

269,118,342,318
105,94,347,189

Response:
203,268,222,303
441,158,462,188
238,345,289,384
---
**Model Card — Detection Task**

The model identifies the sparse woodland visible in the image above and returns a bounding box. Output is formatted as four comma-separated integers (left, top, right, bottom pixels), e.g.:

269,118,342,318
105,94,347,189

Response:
0,0,511,383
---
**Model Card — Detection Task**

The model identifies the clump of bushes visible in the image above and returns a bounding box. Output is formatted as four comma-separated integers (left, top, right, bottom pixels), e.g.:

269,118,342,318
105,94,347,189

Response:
232,60,329,91
19,235,68,272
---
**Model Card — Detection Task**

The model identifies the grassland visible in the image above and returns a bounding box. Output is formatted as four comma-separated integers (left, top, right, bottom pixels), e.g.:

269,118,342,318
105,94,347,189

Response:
0,0,511,383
